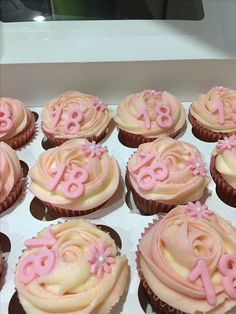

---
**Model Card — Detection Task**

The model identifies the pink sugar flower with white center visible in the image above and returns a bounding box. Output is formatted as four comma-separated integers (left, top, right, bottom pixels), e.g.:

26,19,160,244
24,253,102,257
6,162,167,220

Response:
82,141,107,158
185,201,214,220
92,100,108,111
146,89,161,97
212,86,230,93
187,155,207,176
87,240,116,278
217,136,236,151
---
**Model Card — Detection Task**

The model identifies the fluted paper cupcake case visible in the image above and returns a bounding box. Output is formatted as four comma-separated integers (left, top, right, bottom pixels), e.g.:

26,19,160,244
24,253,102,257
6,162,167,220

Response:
210,155,236,207
118,125,184,148
42,122,111,147
136,220,186,314
188,112,235,142
5,112,35,149
0,171,23,214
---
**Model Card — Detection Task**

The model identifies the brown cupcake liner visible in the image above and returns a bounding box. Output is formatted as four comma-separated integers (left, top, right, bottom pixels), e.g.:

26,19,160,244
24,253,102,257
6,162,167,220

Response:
188,112,235,143
0,171,23,214
126,172,177,215
118,124,185,148
210,156,236,207
42,122,110,147
136,220,186,314
42,200,107,218
5,112,35,149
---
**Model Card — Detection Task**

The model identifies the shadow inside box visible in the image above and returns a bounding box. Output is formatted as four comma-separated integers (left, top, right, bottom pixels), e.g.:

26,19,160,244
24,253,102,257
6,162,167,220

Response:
9,291,26,314
138,282,156,314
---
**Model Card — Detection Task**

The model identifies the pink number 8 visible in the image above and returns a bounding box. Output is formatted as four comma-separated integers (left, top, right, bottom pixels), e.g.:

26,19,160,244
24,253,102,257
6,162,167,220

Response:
137,161,168,190
64,108,83,134
61,167,88,198
19,249,56,284
0,108,13,132
155,104,173,129
218,254,236,299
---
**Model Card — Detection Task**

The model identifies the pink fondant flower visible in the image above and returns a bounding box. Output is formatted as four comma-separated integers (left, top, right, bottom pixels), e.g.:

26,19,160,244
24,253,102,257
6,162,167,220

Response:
146,89,161,97
82,141,107,157
217,136,236,151
87,240,116,278
211,86,230,93
187,155,207,176
92,100,108,111
185,201,214,220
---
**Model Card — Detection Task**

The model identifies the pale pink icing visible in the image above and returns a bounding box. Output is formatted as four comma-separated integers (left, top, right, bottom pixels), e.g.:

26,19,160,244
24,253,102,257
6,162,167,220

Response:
0,142,21,203
15,220,129,314
127,136,210,204
42,91,112,139
0,98,31,140
213,135,236,189
29,139,120,211
114,90,185,137
190,87,236,132
139,205,236,314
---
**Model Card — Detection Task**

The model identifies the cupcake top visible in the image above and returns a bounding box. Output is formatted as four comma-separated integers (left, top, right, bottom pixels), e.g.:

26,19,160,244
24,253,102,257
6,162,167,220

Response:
127,136,210,204
114,89,185,137
0,142,21,203
0,98,32,141
29,139,120,211
15,220,129,314
190,86,236,133
42,91,112,139
213,135,236,189
139,204,236,314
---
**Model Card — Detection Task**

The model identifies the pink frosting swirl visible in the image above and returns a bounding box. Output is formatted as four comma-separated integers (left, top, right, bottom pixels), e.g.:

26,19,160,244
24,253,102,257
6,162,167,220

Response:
190,87,236,132
139,205,236,313
0,142,21,203
0,98,32,140
114,90,185,137
127,136,210,204
42,91,112,139
29,139,120,211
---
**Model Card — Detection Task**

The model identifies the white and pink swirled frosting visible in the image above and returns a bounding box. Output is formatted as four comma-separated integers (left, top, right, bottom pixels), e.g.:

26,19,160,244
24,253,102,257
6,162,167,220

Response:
29,139,120,211
15,220,129,314
213,135,236,189
0,98,32,141
190,86,236,133
42,91,112,139
0,142,21,203
114,89,185,137
127,136,210,204
139,204,236,314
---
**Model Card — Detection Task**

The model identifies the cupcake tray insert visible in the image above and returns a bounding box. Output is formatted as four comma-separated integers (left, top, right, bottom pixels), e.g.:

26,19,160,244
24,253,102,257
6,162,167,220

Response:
1,104,236,314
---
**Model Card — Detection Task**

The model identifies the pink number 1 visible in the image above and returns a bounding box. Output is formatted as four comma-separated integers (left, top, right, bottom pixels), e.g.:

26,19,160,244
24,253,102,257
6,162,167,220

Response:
50,107,62,128
24,229,56,249
48,163,66,191
188,259,216,305
137,107,151,130
213,102,225,125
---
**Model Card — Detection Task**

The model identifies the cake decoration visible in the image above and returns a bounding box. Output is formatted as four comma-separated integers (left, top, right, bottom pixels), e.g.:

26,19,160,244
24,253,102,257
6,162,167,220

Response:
92,100,108,111
212,86,230,93
24,229,56,249
146,89,162,96
49,164,88,199
217,135,236,151
82,140,107,157
49,107,62,128
187,155,207,176
87,240,116,278
185,201,214,220
0,107,13,132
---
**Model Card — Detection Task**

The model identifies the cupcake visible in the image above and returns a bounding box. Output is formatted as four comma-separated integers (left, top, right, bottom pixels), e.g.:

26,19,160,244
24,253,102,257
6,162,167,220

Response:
137,203,236,314
15,219,129,314
114,89,186,148
42,91,112,146
126,136,210,215
189,86,236,142
0,142,23,214
210,135,236,207
29,138,120,217
0,97,35,149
